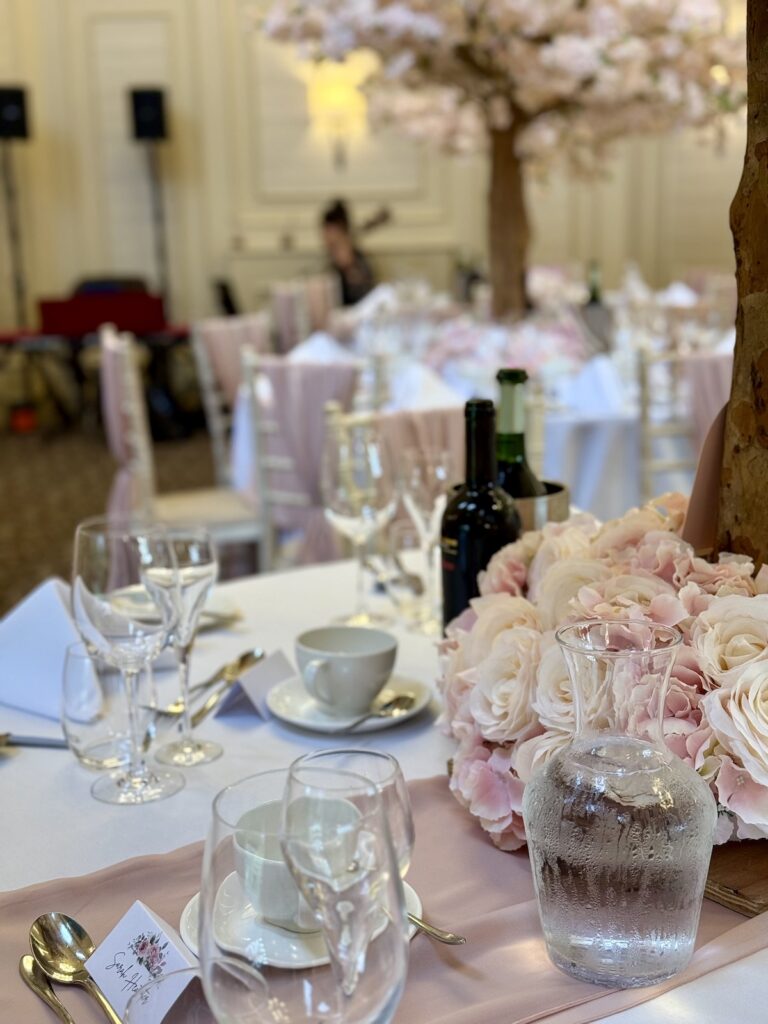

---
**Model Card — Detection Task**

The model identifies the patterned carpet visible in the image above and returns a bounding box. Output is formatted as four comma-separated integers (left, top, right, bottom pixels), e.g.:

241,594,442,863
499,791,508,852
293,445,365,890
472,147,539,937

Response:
0,429,215,616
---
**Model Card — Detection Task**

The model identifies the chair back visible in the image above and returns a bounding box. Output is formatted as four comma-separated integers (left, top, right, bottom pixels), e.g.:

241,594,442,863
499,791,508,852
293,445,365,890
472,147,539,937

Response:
270,282,311,354
637,346,697,503
193,312,271,406
237,352,360,565
99,324,155,516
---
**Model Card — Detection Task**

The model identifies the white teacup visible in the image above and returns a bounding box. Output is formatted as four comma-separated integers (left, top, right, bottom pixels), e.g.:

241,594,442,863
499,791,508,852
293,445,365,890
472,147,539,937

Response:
295,626,397,717
234,800,318,933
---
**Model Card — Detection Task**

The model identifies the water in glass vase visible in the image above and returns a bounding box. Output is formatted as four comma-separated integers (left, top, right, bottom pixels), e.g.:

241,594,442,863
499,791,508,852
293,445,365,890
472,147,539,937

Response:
523,620,717,989
524,734,716,988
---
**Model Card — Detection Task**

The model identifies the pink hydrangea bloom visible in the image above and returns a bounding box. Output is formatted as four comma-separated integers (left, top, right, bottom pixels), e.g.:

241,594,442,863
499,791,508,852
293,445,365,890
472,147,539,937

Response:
451,741,527,851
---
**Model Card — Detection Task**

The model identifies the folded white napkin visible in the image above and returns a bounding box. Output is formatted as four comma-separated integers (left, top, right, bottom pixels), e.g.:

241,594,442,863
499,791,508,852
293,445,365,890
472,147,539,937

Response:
0,578,80,719
286,331,359,365
384,362,464,412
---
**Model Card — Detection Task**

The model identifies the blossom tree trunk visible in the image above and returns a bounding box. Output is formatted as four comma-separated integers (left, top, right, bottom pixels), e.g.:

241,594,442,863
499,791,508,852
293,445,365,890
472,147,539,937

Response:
489,126,529,320
717,0,768,563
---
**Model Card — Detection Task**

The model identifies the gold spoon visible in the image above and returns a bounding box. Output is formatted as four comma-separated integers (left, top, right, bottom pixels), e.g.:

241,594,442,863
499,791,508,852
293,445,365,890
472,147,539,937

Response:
324,693,417,734
407,914,467,945
19,954,76,1023
30,912,122,1024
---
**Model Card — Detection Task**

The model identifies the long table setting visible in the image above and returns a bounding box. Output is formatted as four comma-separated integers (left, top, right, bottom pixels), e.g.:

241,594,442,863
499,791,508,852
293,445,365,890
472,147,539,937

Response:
3,539,768,1023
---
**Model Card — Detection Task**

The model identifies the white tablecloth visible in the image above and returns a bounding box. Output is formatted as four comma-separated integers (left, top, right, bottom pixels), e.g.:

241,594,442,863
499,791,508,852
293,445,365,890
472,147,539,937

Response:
2,561,764,1023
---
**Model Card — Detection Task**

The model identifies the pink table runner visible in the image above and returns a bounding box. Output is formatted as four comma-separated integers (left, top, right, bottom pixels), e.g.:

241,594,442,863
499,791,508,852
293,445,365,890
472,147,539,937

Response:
1,777,757,1023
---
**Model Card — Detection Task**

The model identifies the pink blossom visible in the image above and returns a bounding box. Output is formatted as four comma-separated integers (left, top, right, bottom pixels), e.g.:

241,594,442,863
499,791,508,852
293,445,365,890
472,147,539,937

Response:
681,553,756,597
450,741,527,850
571,571,687,627
478,537,537,597
620,530,694,585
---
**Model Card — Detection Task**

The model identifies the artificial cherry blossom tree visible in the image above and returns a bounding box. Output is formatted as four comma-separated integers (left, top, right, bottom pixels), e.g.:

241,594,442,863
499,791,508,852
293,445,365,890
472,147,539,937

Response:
264,0,745,317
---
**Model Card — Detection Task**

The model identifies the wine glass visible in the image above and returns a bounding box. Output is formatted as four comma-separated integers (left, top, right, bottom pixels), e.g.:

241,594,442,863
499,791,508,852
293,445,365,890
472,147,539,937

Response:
71,516,184,804
322,419,396,625
125,962,269,1023
152,526,221,767
401,447,455,635
199,767,408,1024
293,749,414,878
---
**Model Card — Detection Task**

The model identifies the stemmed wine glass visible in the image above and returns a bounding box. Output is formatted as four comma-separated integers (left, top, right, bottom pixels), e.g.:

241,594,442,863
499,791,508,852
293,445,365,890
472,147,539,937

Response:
198,767,408,1024
71,516,184,804
401,447,455,635
152,525,221,767
293,749,414,877
322,418,396,625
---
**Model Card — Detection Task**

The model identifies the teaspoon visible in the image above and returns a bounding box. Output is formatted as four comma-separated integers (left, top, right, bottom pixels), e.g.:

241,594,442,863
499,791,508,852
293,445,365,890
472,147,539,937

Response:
30,912,122,1024
326,693,417,734
19,954,76,1023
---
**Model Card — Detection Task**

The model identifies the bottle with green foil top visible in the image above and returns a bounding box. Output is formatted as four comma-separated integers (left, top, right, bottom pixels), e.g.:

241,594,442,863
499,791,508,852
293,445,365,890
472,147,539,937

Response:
440,399,521,630
586,259,603,305
496,368,547,499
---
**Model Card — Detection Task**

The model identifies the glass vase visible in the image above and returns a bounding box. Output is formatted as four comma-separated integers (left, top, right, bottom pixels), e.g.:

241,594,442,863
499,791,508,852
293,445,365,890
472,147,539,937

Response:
522,620,717,989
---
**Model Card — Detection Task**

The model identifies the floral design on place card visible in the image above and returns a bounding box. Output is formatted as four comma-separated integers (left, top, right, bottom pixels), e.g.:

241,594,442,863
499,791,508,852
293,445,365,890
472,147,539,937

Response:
129,932,169,978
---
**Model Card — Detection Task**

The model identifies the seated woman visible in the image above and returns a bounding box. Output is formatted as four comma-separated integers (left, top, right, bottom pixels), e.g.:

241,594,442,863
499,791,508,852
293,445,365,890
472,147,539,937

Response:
320,199,376,306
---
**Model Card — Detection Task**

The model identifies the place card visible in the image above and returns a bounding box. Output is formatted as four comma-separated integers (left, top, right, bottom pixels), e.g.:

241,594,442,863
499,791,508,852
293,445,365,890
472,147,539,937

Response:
85,899,197,1017
214,649,295,719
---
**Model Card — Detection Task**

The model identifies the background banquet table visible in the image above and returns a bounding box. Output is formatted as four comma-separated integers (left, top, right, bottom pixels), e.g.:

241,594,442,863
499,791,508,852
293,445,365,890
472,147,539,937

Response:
3,560,768,1024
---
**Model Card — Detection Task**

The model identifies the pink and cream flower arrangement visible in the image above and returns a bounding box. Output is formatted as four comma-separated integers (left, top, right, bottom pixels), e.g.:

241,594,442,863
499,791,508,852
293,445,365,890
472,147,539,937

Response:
438,494,768,850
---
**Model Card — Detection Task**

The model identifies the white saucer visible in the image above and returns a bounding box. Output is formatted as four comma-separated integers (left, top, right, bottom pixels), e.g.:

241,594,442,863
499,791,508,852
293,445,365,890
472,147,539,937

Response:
179,875,422,968
111,586,241,632
266,676,432,734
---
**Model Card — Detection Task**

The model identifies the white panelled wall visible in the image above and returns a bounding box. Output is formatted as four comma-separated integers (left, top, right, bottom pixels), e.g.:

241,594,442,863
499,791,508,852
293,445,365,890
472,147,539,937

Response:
0,0,747,329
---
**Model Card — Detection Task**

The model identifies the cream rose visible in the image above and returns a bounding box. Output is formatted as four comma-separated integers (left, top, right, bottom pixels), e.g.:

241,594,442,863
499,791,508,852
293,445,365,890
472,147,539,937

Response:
701,661,768,788
462,593,543,667
535,558,613,630
527,527,594,601
468,626,542,744
691,594,768,687
514,729,570,784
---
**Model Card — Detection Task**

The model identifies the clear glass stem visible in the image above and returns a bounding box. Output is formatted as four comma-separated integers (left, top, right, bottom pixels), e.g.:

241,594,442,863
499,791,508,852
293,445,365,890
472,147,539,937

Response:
422,541,435,623
123,668,149,786
354,539,369,618
176,643,193,746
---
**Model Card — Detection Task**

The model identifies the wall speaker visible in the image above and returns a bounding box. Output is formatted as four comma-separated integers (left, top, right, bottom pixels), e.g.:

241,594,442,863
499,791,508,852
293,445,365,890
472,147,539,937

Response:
129,88,167,141
0,87,29,139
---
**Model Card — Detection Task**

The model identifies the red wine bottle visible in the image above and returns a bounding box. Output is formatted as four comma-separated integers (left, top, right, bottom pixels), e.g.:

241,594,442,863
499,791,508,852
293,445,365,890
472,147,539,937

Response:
440,399,521,629
496,368,547,498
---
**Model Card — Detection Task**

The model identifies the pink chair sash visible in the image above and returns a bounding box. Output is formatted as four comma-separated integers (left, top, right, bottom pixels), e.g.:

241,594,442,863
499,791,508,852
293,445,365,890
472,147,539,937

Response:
99,329,154,519
271,284,309,354
197,313,271,406
100,332,130,464
377,406,466,482
244,359,360,563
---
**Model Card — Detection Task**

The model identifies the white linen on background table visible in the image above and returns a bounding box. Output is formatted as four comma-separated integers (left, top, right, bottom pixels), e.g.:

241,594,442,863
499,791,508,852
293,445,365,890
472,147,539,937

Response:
2,559,767,1023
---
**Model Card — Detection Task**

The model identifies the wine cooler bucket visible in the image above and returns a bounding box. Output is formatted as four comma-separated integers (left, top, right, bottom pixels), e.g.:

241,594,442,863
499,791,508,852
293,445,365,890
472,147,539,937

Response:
515,482,569,531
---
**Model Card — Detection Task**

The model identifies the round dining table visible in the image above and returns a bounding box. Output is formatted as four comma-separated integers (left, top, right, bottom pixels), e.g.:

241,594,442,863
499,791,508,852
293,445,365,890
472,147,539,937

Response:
2,559,767,1024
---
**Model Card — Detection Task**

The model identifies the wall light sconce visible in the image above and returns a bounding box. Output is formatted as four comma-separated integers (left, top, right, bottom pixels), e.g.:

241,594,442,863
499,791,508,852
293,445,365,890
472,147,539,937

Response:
306,54,374,171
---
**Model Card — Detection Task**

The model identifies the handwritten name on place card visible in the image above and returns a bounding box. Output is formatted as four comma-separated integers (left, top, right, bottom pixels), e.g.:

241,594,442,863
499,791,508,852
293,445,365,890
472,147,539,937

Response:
86,899,197,1017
